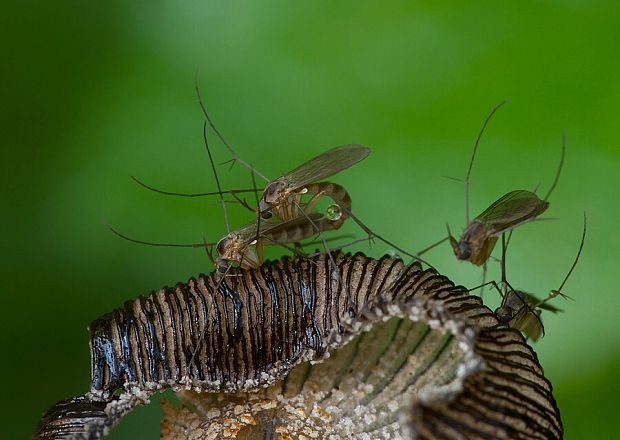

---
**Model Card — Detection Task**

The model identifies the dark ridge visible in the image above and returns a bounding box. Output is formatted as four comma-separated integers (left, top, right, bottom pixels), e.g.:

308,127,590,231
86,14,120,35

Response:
34,252,562,439
409,327,562,440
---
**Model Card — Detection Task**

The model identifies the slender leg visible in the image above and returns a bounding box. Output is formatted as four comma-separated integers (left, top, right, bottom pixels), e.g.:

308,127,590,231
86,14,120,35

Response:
480,262,488,298
303,190,326,214
416,236,449,257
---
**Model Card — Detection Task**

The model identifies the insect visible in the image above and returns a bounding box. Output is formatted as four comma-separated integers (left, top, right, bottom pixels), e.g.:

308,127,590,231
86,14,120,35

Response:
450,107,565,266
133,83,367,230
191,95,431,267
111,209,342,272
115,124,355,277
132,145,365,255
133,91,429,268
494,213,586,341
417,103,565,272
212,208,345,271
256,144,368,221
449,189,550,265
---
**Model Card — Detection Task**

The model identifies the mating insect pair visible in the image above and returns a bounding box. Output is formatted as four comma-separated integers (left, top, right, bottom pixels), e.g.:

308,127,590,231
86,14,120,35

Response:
113,85,420,280
114,139,368,275
209,143,368,273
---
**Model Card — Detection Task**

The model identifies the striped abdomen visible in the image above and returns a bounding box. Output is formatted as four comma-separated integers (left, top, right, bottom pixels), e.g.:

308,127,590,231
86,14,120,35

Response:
305,181,352,213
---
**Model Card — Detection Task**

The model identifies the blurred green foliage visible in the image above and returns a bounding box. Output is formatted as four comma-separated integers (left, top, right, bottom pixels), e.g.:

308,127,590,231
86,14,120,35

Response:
2,1,619,438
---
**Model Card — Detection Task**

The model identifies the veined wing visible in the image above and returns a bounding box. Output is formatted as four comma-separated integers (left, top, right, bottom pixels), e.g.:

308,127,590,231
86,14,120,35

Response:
259,212,326,241
506,291,544,341
280,144,370,188
518,290,563,313
512,309,544,341
476,190,549,236
233,212,326,243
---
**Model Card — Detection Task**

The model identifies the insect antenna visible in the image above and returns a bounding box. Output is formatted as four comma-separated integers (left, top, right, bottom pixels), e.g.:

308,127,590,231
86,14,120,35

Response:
542,131,566,202
202,121,230,233
109,227,208,249
194,73,269,182
130,175,260,198
201,236,217,267
464,101,507,225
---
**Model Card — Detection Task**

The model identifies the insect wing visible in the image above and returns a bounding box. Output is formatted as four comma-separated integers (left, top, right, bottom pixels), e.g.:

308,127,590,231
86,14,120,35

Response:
260,212,326,244
537,302,563,313
513,311,544,341
229,218,267,243
280,144,370,189
476,190,549,236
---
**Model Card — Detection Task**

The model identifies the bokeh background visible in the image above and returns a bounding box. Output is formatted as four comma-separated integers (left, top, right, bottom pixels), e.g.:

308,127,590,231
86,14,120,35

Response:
3,1,619,438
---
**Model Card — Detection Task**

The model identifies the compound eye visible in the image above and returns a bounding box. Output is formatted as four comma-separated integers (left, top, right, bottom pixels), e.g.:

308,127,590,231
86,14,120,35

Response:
264,181,281,199
458,242,471,260
494,307,511,323
216,258,229,273
216,237,228,255
261,209,273,219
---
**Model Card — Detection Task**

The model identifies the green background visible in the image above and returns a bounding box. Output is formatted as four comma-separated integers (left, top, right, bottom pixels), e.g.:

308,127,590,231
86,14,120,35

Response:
3,1,619,439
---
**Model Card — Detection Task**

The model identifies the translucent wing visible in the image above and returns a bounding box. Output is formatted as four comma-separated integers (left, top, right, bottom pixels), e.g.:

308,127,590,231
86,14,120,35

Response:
259,212,327,243
279,144,370,188
234,212,326,243
500,291,544,341
519,290,563,313
512,310,544,341
476,190,549,236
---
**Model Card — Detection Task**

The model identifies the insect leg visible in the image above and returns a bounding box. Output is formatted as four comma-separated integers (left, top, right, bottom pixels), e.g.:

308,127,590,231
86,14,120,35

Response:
289,199,344,286
194,74,270,182
342,207,435,269
249,164,263,242
256,239,265,265
481,263,488,298
303,190,327,215
469,280,504,297
188,264,237,370
415,236,450,257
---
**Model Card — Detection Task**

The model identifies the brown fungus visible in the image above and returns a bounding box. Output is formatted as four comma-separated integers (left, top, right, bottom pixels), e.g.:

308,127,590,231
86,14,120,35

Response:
32,253,561,439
